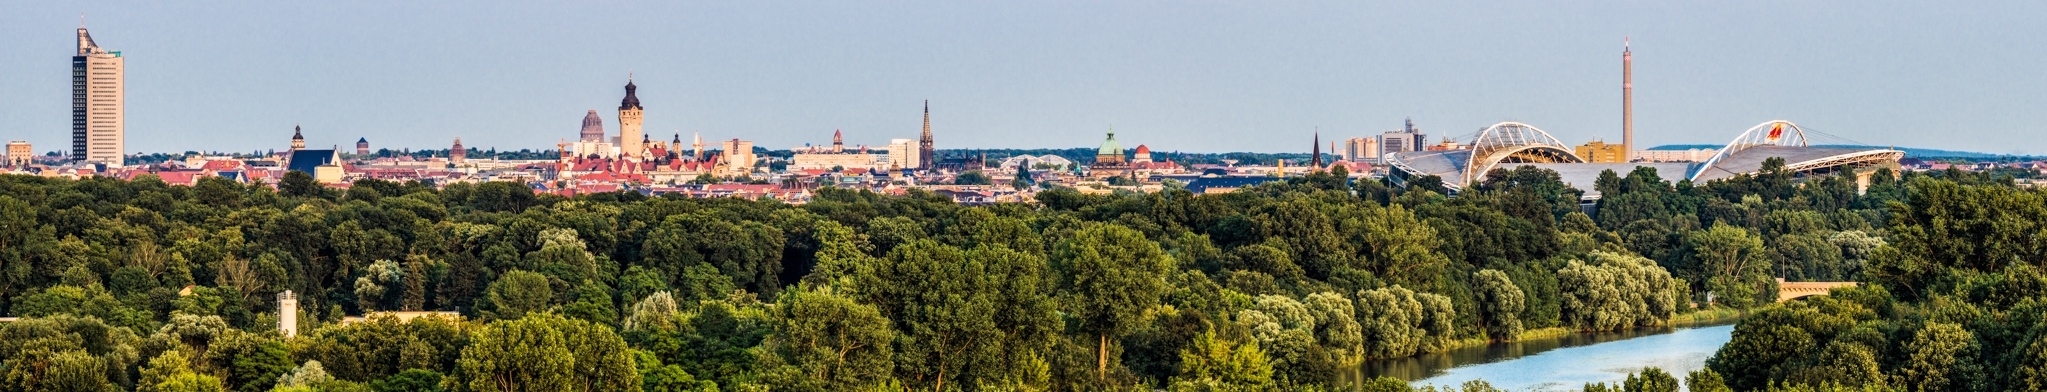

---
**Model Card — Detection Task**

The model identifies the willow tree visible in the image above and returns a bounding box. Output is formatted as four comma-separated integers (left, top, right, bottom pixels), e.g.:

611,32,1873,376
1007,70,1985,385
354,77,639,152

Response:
1355,285,1455,359
1559,252,1678,331
1473,269,1526,341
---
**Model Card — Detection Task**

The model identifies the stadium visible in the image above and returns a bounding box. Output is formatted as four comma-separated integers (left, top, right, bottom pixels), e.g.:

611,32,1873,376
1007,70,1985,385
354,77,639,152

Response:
1383,120,1905,199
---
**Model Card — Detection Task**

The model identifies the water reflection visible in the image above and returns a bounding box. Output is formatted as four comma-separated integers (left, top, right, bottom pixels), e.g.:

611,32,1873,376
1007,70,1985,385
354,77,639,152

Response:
1361,321,1737,391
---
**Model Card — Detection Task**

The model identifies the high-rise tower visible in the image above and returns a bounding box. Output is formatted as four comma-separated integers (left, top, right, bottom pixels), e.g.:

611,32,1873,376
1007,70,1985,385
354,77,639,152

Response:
619,77,644,161
833,129,845,153
918,101,933,170
73,22,124,167
1622,38,1633,162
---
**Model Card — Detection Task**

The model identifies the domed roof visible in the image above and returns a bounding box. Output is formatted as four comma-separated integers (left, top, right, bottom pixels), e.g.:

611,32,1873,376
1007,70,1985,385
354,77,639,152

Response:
1097,128,1123,156
619,78,642,110
1134,145,1150,154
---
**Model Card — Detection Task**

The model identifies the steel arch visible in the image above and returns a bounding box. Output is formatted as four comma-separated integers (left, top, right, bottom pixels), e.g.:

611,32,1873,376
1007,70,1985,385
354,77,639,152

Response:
1688,120,1809,182
1463,122,1585,186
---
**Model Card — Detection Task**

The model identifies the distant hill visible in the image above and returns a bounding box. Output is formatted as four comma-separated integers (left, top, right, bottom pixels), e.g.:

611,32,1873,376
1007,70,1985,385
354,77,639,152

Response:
1647,144,2039,161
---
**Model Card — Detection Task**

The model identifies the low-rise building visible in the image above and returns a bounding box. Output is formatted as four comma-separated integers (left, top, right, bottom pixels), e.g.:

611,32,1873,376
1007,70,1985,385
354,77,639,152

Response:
6,141,30,167
792,152,891,171
1576,141,1627,163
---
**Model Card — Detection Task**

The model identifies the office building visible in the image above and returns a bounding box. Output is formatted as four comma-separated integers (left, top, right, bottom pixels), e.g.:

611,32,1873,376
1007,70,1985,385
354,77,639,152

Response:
1379,118,1427,158
1343,137,1379,162
888,139,920,170
721,139,755,173
73,24,124,166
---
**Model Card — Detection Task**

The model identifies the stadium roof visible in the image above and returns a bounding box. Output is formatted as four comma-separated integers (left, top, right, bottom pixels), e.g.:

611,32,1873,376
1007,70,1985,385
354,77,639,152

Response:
1386,121,1903,198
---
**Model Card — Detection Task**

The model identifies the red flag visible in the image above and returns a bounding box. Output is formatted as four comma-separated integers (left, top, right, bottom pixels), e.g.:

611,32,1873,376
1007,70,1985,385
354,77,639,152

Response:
1767,124,1784,142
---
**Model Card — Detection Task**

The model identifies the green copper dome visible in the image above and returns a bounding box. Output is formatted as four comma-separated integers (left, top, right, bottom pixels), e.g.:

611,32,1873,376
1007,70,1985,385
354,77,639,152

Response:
1097,128,1123,156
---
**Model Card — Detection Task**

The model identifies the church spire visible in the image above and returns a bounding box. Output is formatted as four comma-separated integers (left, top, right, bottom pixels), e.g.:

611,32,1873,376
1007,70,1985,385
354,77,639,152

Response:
918,100,934,170
1311,129,1322,170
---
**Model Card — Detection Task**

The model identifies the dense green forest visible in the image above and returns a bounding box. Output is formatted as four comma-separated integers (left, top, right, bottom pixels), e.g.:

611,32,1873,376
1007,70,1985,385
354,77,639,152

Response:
0,161,2032,391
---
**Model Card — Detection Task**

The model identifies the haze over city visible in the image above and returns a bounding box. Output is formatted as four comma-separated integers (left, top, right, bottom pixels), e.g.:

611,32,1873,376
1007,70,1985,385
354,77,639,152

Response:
2,1,2043,154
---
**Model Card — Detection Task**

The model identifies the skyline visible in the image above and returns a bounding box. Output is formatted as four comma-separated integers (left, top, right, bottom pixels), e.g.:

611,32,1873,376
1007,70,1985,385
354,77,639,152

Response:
3,1,2046,155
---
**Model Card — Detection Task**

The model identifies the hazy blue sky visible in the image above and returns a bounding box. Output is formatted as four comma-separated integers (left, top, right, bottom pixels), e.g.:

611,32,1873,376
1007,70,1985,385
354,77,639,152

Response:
3,1,2042,155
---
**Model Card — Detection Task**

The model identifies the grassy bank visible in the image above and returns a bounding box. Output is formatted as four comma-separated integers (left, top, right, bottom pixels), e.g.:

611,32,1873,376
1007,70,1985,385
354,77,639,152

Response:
1424,310,1740,355
1513,326,1574,340
1435,326,1580,351
1670,306,1744,326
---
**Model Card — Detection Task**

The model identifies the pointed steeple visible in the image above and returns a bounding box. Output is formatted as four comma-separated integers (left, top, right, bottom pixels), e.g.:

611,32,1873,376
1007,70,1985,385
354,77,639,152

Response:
1311,129,1322,169
918,100,934,169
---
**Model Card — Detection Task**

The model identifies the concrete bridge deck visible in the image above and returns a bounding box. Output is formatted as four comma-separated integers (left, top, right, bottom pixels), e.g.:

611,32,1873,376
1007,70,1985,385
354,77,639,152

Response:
1777,279,1859,302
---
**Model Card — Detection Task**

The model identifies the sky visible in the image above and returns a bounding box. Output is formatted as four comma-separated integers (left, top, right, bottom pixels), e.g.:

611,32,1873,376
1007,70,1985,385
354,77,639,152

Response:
2,1,2043,155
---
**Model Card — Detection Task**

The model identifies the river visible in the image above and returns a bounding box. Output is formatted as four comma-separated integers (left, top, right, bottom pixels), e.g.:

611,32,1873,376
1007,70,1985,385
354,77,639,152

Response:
1361,321,1737,391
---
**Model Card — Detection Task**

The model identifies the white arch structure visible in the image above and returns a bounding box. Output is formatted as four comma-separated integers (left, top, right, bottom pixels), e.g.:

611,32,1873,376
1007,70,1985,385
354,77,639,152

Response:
1687,120,1902,182
1462,122,1585,186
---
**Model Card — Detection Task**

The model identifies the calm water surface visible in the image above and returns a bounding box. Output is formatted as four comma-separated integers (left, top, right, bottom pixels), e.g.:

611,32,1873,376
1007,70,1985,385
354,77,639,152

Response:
1361,321,1736,391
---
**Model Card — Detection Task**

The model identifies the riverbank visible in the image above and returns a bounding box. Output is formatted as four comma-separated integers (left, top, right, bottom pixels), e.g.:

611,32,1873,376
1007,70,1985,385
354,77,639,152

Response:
1414,309,1744,364
1435,327,1576,353
1670,307,1743,326
1399,324,1738,390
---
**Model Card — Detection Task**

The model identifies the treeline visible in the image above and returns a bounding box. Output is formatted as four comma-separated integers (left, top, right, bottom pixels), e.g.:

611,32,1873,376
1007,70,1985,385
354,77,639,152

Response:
0,161,2011,391
1697,171,2047,391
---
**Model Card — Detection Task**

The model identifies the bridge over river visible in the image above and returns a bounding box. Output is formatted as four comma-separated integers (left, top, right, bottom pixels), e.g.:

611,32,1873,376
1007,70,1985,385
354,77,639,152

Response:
1777,279,1859,302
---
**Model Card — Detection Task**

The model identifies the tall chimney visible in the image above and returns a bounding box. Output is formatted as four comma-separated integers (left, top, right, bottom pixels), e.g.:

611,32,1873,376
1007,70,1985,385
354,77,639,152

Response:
1622,38,1634,162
